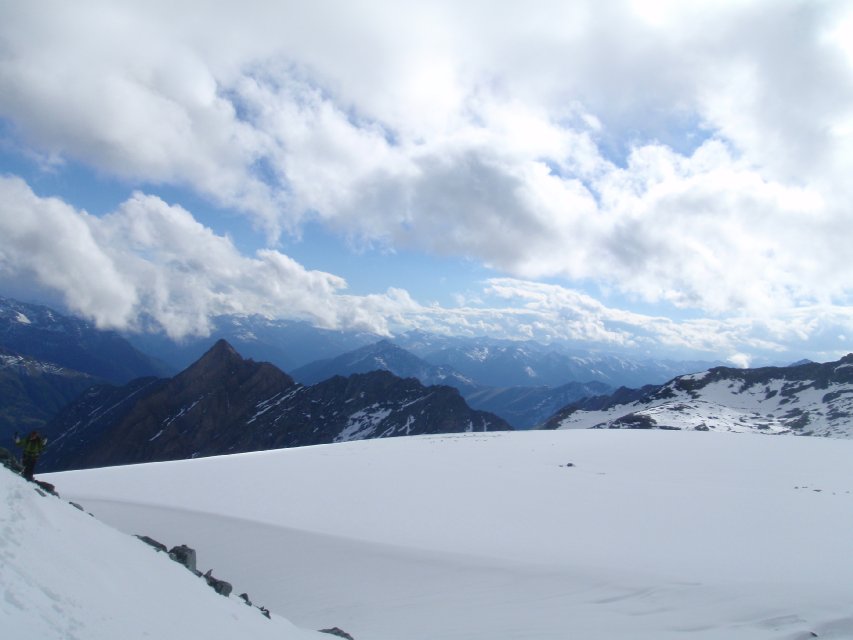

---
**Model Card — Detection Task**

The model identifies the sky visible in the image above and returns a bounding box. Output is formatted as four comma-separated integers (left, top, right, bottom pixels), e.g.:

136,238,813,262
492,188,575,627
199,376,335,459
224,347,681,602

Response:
1,0,852,366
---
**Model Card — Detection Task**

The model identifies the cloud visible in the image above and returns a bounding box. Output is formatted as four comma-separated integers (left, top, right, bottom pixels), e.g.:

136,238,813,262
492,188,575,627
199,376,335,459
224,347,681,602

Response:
2,175,852,363
2,0,853,348
0,176,399,338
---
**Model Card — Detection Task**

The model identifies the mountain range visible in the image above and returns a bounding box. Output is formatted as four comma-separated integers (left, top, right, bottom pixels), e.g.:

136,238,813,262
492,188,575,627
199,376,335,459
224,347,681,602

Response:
546,354,853,437
0,346,98,434
39,340,511,471
0,296,167,383
0,297,173,435
288,336,733,428
124,313,720,390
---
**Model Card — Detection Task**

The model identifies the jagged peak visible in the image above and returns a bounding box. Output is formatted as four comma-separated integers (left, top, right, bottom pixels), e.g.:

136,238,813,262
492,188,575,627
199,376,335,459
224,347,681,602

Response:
174,339,247,380
205,338,241,359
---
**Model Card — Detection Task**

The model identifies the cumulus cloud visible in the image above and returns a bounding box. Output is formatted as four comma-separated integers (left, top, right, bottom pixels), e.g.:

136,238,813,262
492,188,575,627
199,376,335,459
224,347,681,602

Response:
2,175,852,362
0,176,402,338
1,0,853,358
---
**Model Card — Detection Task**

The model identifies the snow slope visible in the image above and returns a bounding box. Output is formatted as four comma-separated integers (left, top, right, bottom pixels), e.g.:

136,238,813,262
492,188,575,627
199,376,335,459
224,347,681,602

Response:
551,361,853,437
43,430,853,640
0,469,325,640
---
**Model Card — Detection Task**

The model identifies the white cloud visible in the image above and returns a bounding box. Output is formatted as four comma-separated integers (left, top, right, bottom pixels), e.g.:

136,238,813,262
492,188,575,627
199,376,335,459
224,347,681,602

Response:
727,353,752,369
2,0,853,358
0,176,399,338
2,175,852,362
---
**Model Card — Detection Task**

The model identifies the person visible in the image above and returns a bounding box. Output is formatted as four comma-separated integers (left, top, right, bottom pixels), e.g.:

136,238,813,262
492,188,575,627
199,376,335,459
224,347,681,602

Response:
14,430,47,481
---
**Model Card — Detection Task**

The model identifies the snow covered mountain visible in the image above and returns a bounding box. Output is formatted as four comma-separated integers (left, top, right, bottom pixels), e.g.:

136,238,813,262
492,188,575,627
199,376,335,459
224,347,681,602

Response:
546,354,853,437
0,346,98,433
396,333,717,388
41,429,853,640
291,339,476,390
0,296,167,383
41,340,510,471
0,466,333,639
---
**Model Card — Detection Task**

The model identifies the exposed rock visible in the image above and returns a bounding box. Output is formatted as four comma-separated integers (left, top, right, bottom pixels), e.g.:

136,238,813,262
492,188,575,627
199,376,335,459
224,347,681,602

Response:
168,544,197,572
34,480,57,495
136,535,168,553
320,627,356,640
203,569,233,597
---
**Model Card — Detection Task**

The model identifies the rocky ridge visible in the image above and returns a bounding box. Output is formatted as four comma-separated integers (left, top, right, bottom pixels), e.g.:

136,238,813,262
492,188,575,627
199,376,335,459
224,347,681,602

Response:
545,354,853,437
41,340,510,471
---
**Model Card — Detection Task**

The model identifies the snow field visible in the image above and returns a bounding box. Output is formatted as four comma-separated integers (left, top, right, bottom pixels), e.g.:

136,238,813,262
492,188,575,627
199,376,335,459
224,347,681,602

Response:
0,469,325,640
44,430,853,640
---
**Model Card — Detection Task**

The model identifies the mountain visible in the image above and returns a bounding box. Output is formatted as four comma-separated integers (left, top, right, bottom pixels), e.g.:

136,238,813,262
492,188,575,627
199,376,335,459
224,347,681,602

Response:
291,339,476,389
44,430,853,640
464,380,613,429
395,334,717,388
544,354,853,436
0,346,100,434
291,340,617,428
0,296,168,383
125,315,383,373
41,340,510,470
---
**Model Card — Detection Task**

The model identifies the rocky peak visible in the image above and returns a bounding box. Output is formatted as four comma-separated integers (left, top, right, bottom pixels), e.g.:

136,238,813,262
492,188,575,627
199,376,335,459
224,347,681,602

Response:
172,339,294,393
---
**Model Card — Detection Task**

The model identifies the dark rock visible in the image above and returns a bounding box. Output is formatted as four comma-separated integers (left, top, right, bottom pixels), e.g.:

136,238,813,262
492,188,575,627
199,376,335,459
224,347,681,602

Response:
203,569,232,597
258,606,270,618
238,592,252,606
168,545,197,572
320,627,356,640
34,480,57,495
136,535,168,553
612,413,656,429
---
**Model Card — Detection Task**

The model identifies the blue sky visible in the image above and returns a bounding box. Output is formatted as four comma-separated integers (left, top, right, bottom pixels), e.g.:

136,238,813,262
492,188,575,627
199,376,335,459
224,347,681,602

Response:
1,0,853,366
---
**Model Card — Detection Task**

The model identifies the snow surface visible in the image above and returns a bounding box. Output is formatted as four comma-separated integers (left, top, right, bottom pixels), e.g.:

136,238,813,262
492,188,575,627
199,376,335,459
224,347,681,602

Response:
38,430,853,640
0,469,324,640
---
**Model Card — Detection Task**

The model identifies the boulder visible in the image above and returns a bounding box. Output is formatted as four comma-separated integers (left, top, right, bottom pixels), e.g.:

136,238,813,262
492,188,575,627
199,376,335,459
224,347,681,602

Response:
203,569,232,597
168,544,197,572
